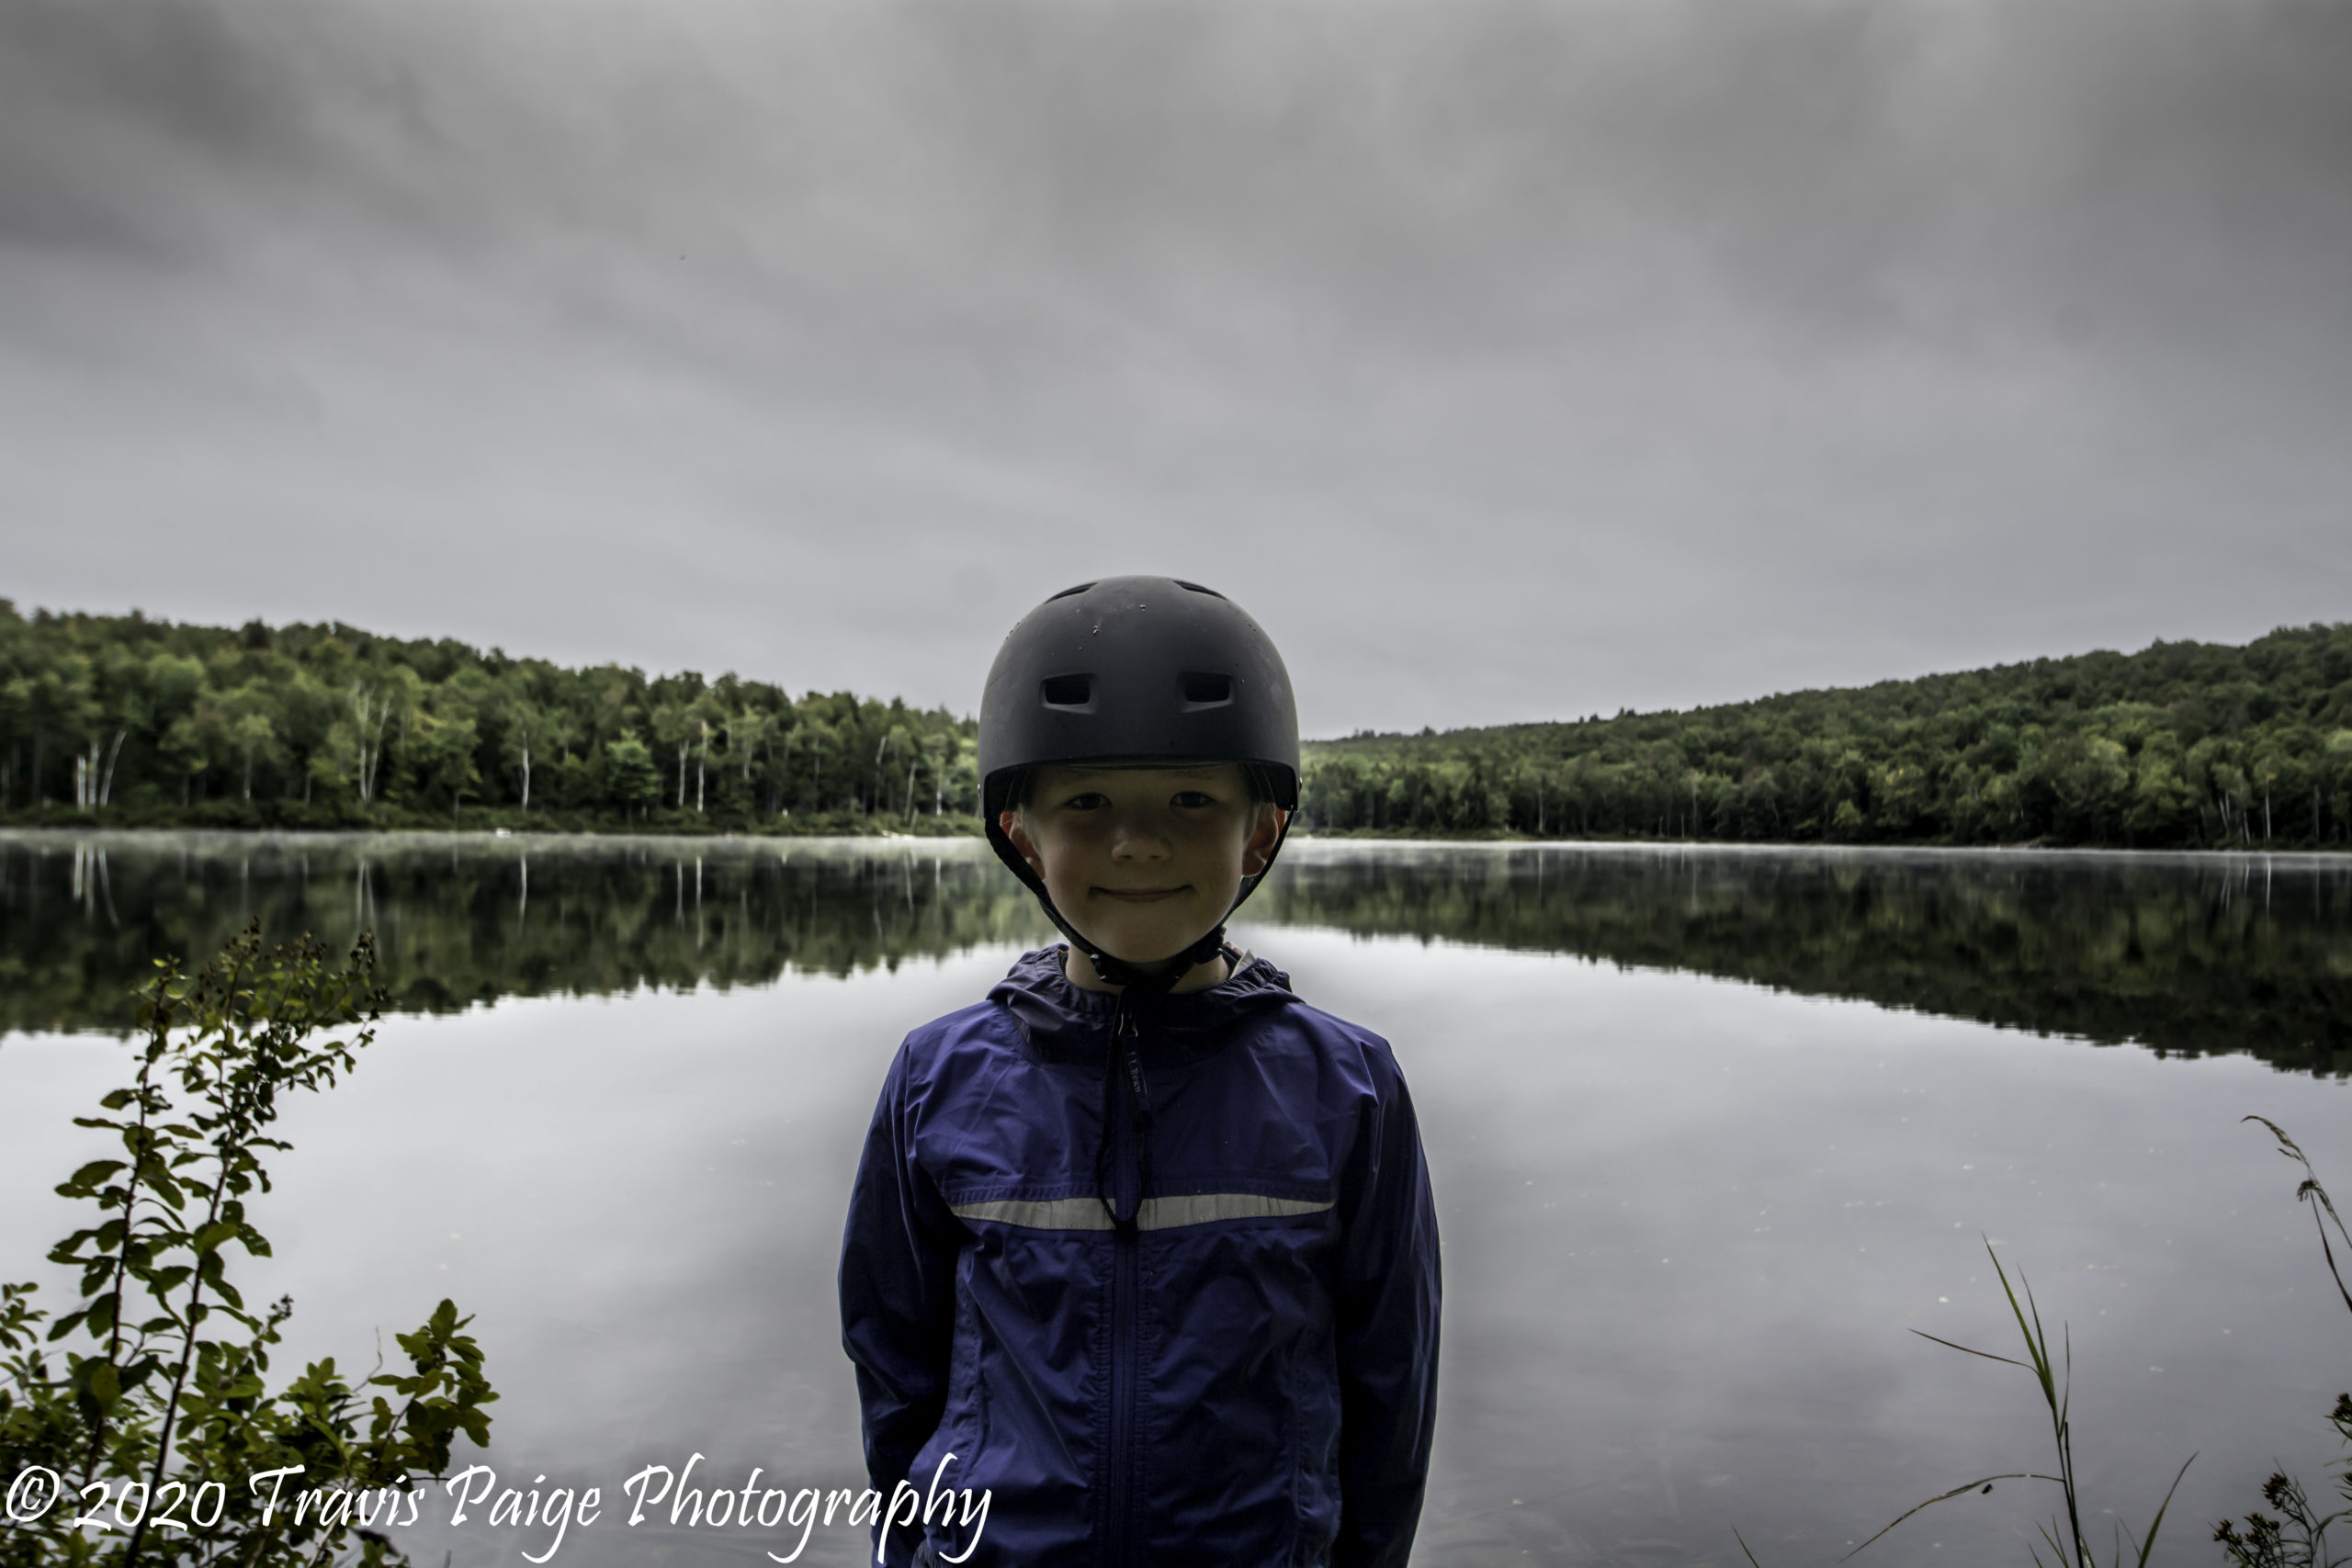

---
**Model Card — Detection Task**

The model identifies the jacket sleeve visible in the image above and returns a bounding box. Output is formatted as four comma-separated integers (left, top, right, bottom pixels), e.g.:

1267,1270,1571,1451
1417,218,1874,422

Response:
1332,1043,1443,1568
839,1038,963,1524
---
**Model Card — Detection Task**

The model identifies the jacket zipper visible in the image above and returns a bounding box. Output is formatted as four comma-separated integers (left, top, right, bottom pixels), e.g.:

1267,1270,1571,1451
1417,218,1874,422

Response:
1105,1009,1143,1568
1109,1170,1139,1565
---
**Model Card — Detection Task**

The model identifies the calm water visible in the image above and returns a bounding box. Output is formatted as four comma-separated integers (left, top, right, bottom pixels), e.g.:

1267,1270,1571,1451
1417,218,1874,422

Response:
2,831,2347,1567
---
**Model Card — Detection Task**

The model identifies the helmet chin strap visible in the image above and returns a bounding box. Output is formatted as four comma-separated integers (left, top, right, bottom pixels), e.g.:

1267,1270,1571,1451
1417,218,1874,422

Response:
1056,914,1228,993
989,807,1294,994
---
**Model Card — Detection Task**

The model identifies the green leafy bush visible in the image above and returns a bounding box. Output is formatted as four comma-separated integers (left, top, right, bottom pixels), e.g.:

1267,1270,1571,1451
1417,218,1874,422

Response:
0,925,496,1566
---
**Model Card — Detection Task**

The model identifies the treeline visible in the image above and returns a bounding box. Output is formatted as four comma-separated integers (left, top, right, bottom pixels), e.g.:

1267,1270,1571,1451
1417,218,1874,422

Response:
0,602,979,832
1301,623,2352,849
8,603,2351,849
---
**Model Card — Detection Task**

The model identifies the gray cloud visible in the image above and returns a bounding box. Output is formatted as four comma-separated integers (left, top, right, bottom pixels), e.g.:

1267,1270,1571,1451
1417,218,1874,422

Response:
2,0,2346,731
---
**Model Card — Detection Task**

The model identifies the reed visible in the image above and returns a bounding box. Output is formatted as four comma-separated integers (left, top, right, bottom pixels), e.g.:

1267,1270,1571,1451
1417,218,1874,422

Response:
1738,1107,2352,1566
2211,1118,2350,1568
1735,1234,2192,1566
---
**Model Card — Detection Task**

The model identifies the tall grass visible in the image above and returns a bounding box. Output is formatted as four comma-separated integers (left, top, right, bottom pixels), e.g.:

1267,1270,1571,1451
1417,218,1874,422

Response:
1891,1245,2193,1568
2211,1119,2350,1568
1734,1235,2193,1567
1738,1111,2351,1566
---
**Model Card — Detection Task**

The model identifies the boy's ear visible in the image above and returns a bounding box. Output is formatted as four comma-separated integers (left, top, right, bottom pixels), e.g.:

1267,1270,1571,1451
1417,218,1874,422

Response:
1001,809,1046,876
1241,805,1288,877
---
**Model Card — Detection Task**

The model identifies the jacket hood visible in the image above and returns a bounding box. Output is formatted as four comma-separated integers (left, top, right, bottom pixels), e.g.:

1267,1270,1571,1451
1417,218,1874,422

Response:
988,944,1296,1066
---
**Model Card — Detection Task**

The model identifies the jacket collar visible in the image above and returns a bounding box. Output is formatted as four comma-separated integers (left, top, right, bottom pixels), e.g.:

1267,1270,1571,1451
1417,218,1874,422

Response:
989,944,1295,1066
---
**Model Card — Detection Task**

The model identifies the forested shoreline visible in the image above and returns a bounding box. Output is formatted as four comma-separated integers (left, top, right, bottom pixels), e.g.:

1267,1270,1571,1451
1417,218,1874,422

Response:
1305,622,2352,849
0,601,979,834
2,601,2347,848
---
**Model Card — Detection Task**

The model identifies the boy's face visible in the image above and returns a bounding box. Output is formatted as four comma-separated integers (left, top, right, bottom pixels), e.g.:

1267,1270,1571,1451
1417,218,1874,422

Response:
1002,762,1286,969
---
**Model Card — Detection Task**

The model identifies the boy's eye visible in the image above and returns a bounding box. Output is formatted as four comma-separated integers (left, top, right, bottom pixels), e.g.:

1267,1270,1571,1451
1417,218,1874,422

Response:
1171,790,1216,808
1061,792,1112,811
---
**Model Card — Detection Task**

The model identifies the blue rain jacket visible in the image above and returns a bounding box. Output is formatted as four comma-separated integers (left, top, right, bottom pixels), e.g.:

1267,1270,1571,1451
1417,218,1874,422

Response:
839,947,1442,1568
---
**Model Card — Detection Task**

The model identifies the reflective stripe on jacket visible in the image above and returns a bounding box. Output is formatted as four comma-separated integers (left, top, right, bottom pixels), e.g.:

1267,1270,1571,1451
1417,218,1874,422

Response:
839,946,1442,1568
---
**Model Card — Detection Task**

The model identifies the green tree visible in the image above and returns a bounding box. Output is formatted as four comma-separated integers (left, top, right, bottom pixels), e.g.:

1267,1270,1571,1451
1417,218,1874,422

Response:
493,686,554,814
603,732,661,819
2044,734,2131,841
403,705,481,822
279,671,344,807
2123,732,2196,844
220,683,285,803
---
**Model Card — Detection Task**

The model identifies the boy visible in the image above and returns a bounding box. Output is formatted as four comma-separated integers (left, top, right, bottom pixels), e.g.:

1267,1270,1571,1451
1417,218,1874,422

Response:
839,576,1441,1568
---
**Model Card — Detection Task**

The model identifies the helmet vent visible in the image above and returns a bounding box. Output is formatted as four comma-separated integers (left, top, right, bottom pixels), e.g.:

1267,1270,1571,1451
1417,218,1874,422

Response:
1173,581,1226,599
1040,673,1094,709
1179,671,1234,709
1046,581,1096,603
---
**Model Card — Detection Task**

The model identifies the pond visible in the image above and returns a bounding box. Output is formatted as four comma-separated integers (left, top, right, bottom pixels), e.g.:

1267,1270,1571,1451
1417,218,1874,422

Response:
2,831,2346,1567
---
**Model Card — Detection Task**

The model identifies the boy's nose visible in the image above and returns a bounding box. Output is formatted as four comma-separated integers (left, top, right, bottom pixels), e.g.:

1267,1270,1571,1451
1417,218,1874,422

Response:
1110,818,1173,859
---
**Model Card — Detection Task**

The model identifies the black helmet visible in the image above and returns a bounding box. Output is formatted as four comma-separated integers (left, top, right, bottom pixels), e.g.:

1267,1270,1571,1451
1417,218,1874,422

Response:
980,575,1299,984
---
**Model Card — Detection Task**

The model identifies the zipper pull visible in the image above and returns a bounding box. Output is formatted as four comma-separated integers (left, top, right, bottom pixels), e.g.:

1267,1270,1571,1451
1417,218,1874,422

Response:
1121,1039,1151,1127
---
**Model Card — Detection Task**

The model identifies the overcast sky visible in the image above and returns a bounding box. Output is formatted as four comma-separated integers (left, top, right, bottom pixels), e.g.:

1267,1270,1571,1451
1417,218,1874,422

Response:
2,0,2346,734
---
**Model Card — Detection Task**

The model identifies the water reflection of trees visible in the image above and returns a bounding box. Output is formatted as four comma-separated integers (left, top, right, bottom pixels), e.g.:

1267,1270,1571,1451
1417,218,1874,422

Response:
4,835,2344,1078
1258,845,2351,1078
0,834,1050,1036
